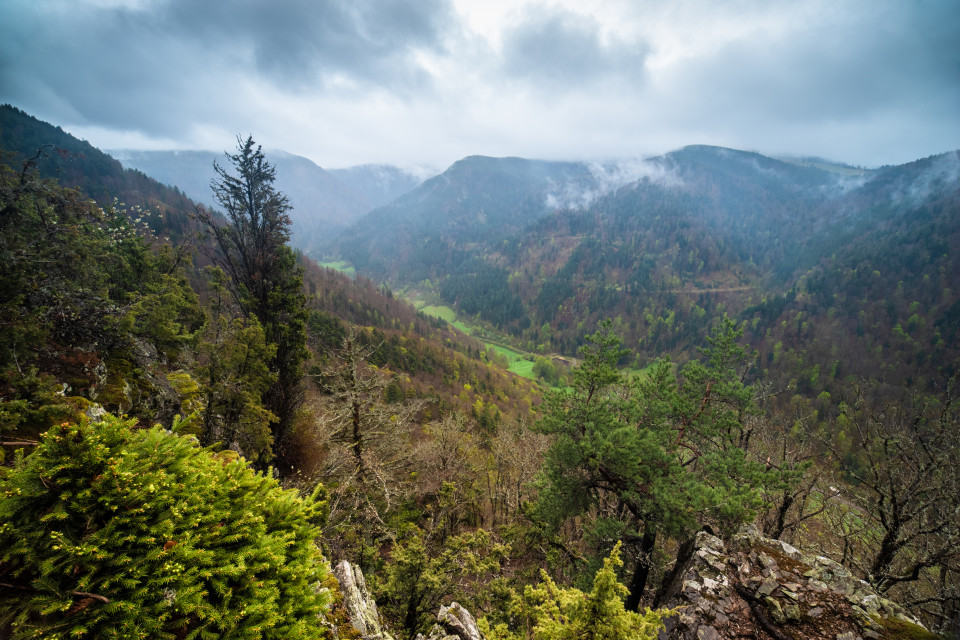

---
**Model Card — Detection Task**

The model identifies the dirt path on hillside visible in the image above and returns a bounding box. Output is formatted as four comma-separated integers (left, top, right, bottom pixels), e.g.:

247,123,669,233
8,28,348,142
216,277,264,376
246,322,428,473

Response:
641,286,754,294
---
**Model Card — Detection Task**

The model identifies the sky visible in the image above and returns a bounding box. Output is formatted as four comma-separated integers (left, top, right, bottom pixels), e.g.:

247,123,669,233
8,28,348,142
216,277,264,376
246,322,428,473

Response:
1,0,958,171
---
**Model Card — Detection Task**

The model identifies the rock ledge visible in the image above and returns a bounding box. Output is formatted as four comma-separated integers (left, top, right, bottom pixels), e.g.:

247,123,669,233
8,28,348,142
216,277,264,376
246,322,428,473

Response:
660,526,927,640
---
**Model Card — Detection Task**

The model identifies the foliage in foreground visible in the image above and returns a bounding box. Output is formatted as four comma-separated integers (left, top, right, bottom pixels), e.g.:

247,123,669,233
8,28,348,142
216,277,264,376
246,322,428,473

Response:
0,414,330,639
377,523,509,640
480,543,669,640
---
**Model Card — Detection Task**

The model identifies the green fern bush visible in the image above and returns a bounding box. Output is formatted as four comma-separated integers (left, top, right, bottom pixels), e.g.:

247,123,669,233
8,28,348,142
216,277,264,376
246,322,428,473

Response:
0,414,330,639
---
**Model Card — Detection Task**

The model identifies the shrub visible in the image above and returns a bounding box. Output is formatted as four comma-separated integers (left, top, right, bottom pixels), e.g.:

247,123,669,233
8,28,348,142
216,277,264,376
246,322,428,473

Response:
0,413,330,639
480,543,669,640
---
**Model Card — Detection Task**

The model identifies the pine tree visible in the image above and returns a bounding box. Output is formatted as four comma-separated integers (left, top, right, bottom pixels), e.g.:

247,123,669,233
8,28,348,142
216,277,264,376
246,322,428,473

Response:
534,319,787,609
195,266,277,466
200,136,308,469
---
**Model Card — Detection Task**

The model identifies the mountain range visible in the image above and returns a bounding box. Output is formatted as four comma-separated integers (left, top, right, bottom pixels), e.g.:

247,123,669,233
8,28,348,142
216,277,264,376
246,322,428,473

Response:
325,145,960,399
5,101,956,403
109,149,427,251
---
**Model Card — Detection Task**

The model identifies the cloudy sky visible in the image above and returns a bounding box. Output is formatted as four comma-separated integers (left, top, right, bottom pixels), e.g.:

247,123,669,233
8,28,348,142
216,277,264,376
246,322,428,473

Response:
2,0,958,170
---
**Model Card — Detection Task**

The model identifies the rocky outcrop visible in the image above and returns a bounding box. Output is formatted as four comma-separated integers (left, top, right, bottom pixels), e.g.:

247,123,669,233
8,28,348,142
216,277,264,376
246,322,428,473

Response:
333,560,395,640
331,562,484,640
659,525,929,640
415,602,484,640
88,338,182,427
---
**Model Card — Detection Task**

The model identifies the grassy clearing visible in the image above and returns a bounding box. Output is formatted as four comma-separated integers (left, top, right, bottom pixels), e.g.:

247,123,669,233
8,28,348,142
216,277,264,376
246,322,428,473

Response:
415,303,540,379
508,358,536,380
318,260,355,276
418,304,474,334
486,343,537,379
452,320,473,334
418,304,457,322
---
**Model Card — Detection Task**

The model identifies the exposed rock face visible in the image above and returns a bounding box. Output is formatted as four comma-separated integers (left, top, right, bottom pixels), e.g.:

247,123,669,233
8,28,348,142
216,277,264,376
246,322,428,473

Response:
416,602,485,640
333,560,395,640
659,526,926,640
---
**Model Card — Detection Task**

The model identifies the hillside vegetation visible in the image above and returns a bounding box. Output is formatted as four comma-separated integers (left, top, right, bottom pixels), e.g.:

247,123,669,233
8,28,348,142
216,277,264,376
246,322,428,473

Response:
2,107,958,638
328,146,960,405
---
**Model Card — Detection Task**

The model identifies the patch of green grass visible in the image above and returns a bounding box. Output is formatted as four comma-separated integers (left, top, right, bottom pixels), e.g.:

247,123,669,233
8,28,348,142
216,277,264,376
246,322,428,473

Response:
417,304,474,334
486,343,522,360
452,320,473,335
508,358,537,380
418,304,457,323
484,343,538,380
409,299,546,381
319,260,355,276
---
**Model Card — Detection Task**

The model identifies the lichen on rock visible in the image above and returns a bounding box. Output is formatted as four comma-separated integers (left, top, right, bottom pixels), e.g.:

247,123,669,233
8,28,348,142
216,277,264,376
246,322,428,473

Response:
416,602,484,640
659,525,929,640
333,560,395,640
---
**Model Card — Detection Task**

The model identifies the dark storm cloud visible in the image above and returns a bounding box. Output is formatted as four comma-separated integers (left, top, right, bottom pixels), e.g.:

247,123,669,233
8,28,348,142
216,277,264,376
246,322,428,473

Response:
0,0,455,137
499,7,649,89
1,0,956,167
0,3,195,133
666,2,960,144
162,0,455,89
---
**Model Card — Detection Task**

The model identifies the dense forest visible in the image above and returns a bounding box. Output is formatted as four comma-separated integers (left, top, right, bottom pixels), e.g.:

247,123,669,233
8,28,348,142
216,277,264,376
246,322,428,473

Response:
329,147,960,404
1,106,958,639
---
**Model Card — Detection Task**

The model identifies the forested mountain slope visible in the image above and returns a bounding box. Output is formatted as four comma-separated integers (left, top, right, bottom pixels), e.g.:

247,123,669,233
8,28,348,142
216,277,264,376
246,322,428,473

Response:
330,155,602,280
0,104,202,242
328,145,960,398
0,107,538,445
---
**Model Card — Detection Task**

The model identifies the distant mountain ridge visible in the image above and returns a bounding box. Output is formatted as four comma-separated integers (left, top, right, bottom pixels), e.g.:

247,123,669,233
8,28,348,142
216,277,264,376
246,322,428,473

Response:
327,146,859,282
326,144,960,399
110,149,428,251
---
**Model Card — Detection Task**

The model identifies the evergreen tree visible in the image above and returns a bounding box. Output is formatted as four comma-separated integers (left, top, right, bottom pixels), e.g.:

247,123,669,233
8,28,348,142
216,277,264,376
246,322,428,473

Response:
534,319,786,609
196,268,277,465
200,137,308,469
378,523,508,640
481,544,668,640
0,413,330,639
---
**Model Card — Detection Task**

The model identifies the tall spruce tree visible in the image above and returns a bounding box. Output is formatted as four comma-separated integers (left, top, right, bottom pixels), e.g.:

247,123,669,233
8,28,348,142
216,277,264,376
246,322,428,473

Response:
200,136,307,469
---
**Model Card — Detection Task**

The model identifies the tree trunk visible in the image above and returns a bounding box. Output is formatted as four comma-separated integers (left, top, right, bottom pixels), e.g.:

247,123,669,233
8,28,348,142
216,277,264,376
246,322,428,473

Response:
654,535,697,607
870,520,902,591
769,489,794,540
352,396,364,477
625,527,657,612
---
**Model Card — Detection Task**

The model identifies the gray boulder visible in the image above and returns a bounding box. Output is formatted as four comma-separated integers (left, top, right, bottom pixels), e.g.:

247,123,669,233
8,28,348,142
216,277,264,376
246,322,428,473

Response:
333,560,395,640
416,602,484,640
658,525,927,640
